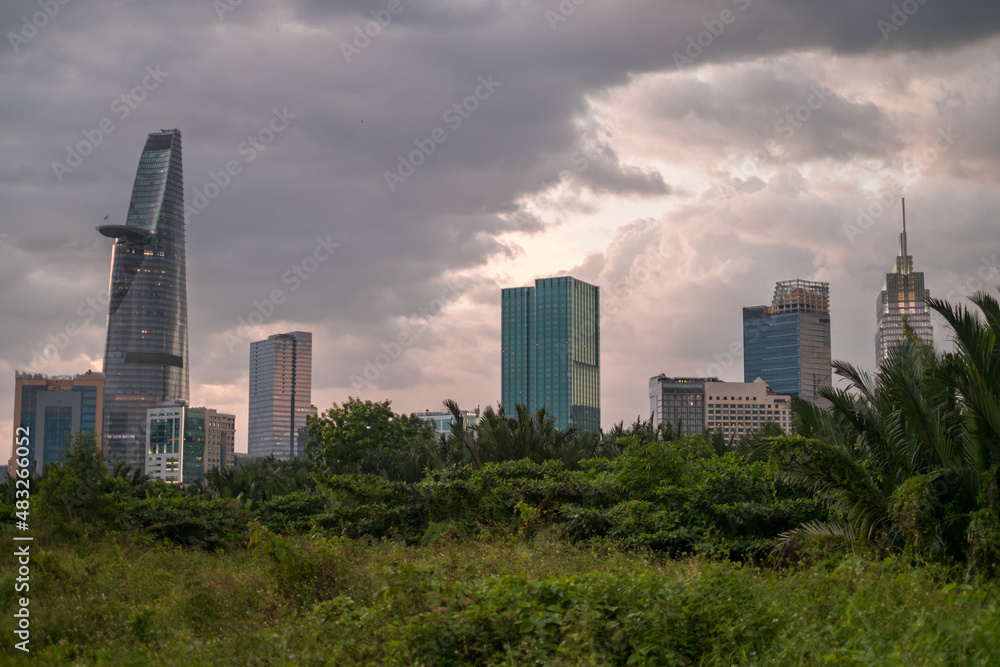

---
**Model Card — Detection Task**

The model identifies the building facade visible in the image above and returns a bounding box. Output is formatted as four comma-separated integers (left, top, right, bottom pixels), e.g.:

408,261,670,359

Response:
12,371,104,475
204,408,236,472
876,202,933,366
145,404,235,484
501,277,600,433
413,408,479,439
648,375,717,436
704,379,794,439
743,279,832,406
648,375,793,440
99,129,189,470
248,331,317,459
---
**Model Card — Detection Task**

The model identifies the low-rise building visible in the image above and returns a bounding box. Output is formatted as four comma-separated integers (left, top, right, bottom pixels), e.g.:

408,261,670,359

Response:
649,375,794,439
648,375,718,436
704,378,794,438
12,370,104,475
146,403,236,484
413,409,479,439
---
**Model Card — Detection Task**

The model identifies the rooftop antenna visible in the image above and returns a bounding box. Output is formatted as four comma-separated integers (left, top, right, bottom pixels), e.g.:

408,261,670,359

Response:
899,198,909,274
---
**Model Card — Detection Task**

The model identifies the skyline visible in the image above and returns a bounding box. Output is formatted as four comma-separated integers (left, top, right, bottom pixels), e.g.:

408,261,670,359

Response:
3,1,1000,458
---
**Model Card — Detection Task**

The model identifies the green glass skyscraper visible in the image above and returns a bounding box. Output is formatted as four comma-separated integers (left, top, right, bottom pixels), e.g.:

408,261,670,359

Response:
501,277,600,433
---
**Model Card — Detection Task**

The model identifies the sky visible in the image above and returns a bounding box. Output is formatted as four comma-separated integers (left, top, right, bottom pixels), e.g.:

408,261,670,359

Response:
2,0,1000,458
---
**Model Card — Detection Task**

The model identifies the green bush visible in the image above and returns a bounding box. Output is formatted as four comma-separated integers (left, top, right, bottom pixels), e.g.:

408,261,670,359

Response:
125,495,246,549
254,491,325,533
248,523,350,607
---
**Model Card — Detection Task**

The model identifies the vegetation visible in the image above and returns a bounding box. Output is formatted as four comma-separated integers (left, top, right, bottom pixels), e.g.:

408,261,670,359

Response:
758,291,1000,575
4,290,1000,663
2,532,1000,665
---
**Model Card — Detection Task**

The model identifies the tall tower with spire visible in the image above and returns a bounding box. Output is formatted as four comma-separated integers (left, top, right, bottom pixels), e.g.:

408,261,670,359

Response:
875,199,933,366
98,130,189,469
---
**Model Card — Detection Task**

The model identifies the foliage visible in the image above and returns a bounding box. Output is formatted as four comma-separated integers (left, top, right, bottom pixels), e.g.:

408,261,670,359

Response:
306,397,436,481
767,289,1000,572
32,432,132,538
297,439,824,559
204,455,314,505
5,534,1000,665
125,494,246,550
253,491,325,533
248,522,350,607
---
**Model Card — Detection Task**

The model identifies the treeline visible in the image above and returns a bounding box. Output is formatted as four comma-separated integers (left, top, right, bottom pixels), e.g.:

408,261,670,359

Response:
0,424,822,562
2,291,999,574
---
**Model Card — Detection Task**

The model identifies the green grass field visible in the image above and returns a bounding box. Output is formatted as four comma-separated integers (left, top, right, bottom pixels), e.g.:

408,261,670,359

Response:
3,528,999,665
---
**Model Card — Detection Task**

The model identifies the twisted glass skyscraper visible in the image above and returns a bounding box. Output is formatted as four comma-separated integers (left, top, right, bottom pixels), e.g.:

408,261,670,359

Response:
99,129,189,469
501,277,600,433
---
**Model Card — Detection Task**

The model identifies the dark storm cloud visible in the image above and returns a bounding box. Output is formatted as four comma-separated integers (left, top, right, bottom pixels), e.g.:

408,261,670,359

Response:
1,0,999,446
637,67,904,164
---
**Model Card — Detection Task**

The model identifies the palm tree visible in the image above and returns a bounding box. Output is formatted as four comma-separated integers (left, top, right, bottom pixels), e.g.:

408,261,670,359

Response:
433,399,476,468
929,290,1000,570
929,291,1000,485
451,402,585,466
771,334,969,559
768,288,1000,566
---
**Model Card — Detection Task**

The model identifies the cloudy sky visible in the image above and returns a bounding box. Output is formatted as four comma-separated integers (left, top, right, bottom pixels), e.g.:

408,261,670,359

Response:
3,0,1000,457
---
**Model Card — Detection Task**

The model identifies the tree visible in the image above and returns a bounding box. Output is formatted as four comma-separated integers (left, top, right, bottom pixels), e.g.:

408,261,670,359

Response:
466,403,582,466
34,431,131,536
306,397,435,480
767,290,1000,567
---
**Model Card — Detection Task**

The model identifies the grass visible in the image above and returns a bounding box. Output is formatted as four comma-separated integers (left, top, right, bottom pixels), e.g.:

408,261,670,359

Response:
2,527,1000,665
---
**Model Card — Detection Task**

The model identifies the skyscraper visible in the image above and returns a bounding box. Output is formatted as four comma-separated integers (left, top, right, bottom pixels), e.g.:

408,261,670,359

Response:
876,200,933,366
12,371,104,475
501,276,600,433
248,331,317,460
98,129,189,469
743,279,832,406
